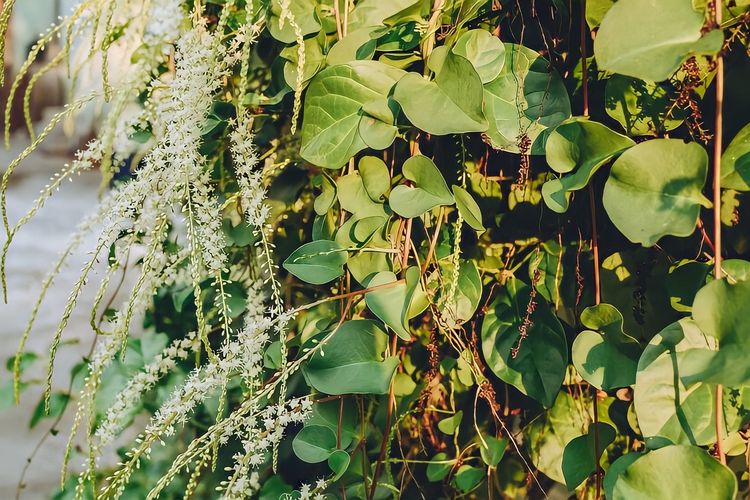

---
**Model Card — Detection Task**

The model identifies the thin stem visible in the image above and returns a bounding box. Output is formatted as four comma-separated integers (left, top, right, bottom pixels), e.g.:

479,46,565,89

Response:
712,0,726,466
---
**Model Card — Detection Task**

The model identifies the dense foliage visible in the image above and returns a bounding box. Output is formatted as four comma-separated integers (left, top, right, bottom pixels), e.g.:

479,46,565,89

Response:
3,0,750,498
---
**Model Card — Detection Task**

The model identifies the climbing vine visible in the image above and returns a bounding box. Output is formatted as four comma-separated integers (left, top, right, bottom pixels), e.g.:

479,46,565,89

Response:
2,0,750,498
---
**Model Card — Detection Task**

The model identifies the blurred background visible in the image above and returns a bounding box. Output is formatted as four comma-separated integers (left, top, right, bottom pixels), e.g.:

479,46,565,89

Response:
0,1,120,498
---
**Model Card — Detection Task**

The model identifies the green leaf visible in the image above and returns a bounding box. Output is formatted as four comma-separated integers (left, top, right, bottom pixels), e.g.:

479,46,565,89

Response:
392,47,488,135
359,156,390,202
347,0,423,30
302,320,399,395
389,155,455,218
434,260,482,328
292,424,337,463
481,279,568,407
364,267,426,340
328,450,351,481
283,240,348,285
480,435,508,467
30,392,70,428
721,122,750,191
326,28,378,66
300,62,405,168
451,29,506,83
603,453,643,499
313,173,337,216
483,43,571,154
268,0,321,44
594,0,723,81
452,185,484,231
604,75,685,136
681,278,750,386
281,37,326,90
306,400,358,450
634,319,722,446
572,304,640,390
602,139,711,247
452,465,484,493
611,445,736,499
542,118,635,213
437,410,463,435
562,422,616,490
336,172,388,218
586,0,616,29
426,452,453,482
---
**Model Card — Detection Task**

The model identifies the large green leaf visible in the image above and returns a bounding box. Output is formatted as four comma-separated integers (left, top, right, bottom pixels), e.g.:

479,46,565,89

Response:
594,0,724,82
483,43,571,154
302,320,399,395
452,185,484,231
542,118,635,213
604,75,685,136
721,122,750,191
283,240,348,285
389,155,455,218
572,304,640,391
602,139,712,246
634,319,722,446
610,445,736,500
681,278,750,386
480,279,567,407
268,0,321,43
562,423,616,490
392,47,487,135
300,61,405,168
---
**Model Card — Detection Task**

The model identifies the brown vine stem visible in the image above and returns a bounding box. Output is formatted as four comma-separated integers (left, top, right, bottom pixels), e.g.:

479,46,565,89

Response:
581,2,602,498
712,0,726,466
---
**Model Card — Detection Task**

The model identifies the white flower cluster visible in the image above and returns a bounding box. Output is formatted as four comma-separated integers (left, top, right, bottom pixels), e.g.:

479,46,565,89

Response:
230,125,270,227
144,0,186,46
220,397,313,499
95,332,200,448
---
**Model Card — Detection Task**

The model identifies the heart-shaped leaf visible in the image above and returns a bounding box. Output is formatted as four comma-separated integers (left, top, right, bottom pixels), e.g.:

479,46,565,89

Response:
483,43,571,154
302,320,399,395
359,156,390,201
292,424,337,463
300,61,405,168
327,450,351,481
437,410,463,435
610,445,736,499
426,453,453,482
721,122,750,191
562,422,616,490
451,29,505,83
365,267,426,340
602,139,712,247
393,47,488,135
480,435,508,467
283,240,348,285
389,155,455,218
481,279,567,407
542,118,635,213
594,0,723,82
452,465,484,493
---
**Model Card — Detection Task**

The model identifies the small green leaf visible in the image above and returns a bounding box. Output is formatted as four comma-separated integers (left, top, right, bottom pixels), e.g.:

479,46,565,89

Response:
389,155,454,218
452,185,484,231
364,267,426,340
562,423,616,490
426,452,453,482
437,410,463,435
603,139,711,247
283,240,348,285
721,122,750,191
30,392,70,428
359,156,390,201
452,465,484,493
302,320,399,395
480,435,508,467
542,118,635,213
610,445,736,499
292,424,337,463
327,450,351,481
594,0,723,81
451,29,505,83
